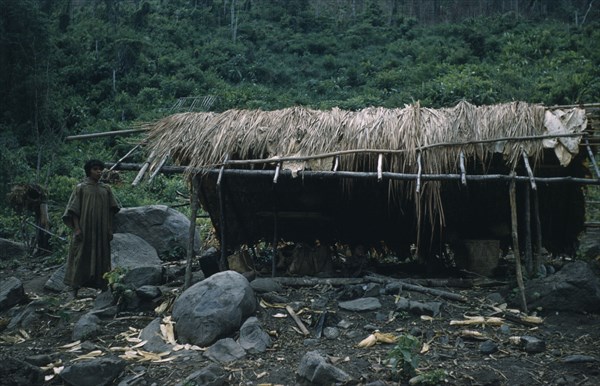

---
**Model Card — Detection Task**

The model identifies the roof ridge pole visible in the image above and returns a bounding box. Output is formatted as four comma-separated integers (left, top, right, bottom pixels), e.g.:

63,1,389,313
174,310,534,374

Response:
217,154,229,271
416,152,422,193
377,154,383,182
521,148,537,190
583,137,600,179
459,151,467,186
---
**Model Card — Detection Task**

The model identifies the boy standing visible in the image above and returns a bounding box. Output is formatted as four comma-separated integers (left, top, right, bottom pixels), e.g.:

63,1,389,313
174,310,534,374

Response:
63,159,121,297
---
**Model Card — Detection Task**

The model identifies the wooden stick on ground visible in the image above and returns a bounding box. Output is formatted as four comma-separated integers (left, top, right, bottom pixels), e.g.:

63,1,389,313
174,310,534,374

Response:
285,305,310,336
364,275,468,302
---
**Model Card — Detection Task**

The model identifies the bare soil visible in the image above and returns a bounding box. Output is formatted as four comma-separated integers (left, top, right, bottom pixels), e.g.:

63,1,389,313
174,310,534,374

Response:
1,255,599,386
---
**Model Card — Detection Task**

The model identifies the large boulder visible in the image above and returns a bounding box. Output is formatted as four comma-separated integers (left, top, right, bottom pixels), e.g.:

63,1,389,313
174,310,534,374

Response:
45,233,162,292
0,238,27,260
172,270,257,347
113,205,200,258
0,277,25,311
524,261,600,313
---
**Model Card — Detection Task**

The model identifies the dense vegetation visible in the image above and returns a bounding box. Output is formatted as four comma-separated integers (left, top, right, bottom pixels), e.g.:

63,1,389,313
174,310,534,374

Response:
1,0,599,259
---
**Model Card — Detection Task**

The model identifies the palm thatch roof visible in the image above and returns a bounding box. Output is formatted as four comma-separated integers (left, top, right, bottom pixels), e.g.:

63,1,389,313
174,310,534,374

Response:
140,101,592,258
145,101,587,176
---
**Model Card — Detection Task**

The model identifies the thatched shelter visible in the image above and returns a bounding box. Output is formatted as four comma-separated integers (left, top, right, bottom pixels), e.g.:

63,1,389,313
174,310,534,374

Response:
137,101,598,274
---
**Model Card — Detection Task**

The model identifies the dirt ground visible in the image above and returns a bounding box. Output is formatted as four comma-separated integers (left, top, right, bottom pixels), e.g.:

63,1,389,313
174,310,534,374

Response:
1,254,599,386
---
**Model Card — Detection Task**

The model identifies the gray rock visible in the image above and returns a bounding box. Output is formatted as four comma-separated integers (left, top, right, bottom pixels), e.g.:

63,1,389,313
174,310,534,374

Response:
6,300,46,330
204,338,246,364
297,351,353,385
338,297,382,312
0,276,25,311
46,233,164,293
139,318,174,353
0,238,27,260
238,316,271,354
499,324,511,335
303,338,319,346
72,313,101,341
520,336,546,353
114,205,200,257
122,265,163,288
250,277,283,293
363,283,381,297
323,327,340,339
384,282,403,294
395,297,442,316
524,261,600,313
172,270,257,347
486,292,505,305
0,356,44,386
176,363,227,386
136,285,162,300
60,357,125,386
337,319,352,329
579,228,600,260
479,340,498,355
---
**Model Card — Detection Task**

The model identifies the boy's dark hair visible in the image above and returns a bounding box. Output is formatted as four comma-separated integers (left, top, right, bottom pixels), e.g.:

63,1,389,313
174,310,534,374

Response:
84,159,105,176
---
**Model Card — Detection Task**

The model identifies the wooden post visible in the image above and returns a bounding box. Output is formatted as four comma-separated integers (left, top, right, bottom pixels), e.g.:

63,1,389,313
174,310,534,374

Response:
532,188,543,276
184,175,199,289
217,162,227,271
523,184,533,276
459,151,467,186
272,184,278,277
509,175,528,312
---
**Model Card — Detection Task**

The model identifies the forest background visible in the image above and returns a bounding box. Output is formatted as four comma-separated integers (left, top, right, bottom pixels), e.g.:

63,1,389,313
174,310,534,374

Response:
1,0,599,262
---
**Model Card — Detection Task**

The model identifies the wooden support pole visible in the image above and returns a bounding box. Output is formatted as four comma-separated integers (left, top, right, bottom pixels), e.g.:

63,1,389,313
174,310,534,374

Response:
217,157,228,271
459,151,467,186
532,188,543,276
148,154,169,183
333,156,339,172
272,184,279,277
108,143,142,173
584,137,600,179
416,152,422,193
509,175,528,312
521,149,537,190
132,150,155,186
377,153,383,181
273,162,281,184
184,175,199,289
523,184,533,276
65,128,148,141
285,305,310,336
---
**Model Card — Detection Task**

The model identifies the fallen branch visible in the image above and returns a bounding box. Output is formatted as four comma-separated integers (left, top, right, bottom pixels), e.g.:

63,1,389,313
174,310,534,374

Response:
286,305,310,336
273,277,366,287
364,274,468,302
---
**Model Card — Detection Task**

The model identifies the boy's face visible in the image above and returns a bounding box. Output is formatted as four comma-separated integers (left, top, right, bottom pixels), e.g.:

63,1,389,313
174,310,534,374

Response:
89,166,104,182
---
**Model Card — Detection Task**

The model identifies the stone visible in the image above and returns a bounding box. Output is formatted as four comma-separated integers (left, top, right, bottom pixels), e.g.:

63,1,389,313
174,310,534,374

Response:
523,261,600,313
238,316,272,354
395,297,442,316
136,285,162,300
204,338,246,364
0,356,44,386
113,205,200,257
199,247,220,278
176,363,227,386
561,354,598,363
0,238,27,260
323,327,340,339
60,357,125,386
0,276,25,311
520,336,546,353
172,270,257,347
260,291,288,304
297,351,353,385
139,318,173,353
479,340,498,355
338,297,382,312
72,313,101,341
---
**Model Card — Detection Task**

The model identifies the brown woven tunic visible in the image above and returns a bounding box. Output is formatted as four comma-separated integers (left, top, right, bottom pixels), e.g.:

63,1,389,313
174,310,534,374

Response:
62,177,120,289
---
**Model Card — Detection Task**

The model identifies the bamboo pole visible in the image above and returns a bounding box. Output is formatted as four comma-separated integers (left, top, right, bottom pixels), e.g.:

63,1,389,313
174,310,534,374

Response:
108,143,143,172
148,154,169,183
583,137,600,179
509,174,528,312
532,188,543,276
65,128,148,141
184,175,199,289
377,153,383,181
521,149,537,190
132,150,155,186
416,152,422,193
459,151,467,186
107,162,600,186
523,184,533,276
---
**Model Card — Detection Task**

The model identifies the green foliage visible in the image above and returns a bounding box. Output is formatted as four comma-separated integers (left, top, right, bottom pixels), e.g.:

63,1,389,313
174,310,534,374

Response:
0,0,598,257
388,334,421,379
